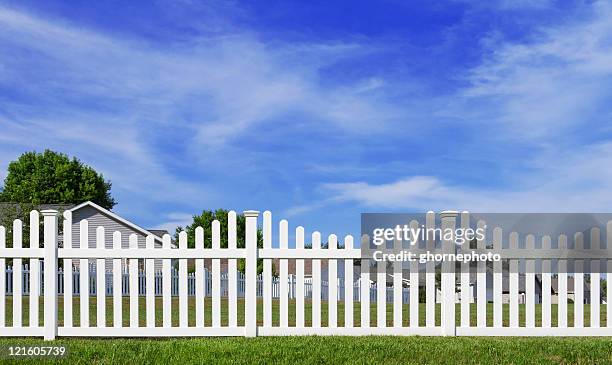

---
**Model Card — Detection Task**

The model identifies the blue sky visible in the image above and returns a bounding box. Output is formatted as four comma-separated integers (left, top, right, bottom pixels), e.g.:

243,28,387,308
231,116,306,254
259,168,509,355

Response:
1,0,612,242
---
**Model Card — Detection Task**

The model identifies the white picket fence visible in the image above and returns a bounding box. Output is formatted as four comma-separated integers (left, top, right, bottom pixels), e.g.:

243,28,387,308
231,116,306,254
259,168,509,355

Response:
0,209,611,339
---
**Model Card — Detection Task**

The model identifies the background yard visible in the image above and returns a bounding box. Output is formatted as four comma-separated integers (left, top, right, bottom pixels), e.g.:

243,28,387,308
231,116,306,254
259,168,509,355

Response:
2,296,608,328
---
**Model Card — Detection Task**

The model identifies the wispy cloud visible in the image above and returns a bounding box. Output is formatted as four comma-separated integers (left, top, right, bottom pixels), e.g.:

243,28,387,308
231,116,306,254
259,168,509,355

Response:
0,6,402,144
153,212,194,234
0,4,408,222
286,1,612,216
459,1,612,137
308,141,612,213
322,176,456,208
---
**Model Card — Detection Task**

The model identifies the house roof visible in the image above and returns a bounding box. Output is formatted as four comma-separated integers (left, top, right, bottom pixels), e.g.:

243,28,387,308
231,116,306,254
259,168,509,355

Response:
550,277,590,294
147,230,170,238
69,201,168,246
1,201,174,247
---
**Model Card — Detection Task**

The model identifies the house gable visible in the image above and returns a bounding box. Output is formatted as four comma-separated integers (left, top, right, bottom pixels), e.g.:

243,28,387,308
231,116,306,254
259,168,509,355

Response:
68,201,165,245
69,204,162,250
67,201,171,271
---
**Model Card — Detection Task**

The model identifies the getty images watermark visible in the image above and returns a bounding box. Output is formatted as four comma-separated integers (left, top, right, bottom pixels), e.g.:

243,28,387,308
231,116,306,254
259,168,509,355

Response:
361,212,612,273
360,211,612,275
367,218,501,264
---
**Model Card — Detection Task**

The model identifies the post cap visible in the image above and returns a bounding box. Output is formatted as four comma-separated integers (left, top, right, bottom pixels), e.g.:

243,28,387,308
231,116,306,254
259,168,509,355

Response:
40,209,59,217
243,210,260,218
439,210,459,219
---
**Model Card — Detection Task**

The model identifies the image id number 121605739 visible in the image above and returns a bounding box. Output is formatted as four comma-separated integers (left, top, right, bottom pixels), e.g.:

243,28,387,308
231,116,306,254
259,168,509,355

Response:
0,345,68,359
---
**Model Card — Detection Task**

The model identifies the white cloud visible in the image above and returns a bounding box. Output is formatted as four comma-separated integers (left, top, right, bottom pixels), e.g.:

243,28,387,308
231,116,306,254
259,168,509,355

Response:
281,1,612,217
459,1,612,137
0,6,401,146
0,5,405,214
309,141,612,213
153,213,194,234
322,176,456,208
466,0,554,10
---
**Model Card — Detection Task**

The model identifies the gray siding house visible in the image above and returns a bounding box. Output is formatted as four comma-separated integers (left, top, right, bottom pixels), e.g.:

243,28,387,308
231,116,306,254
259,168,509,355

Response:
62,201,172,271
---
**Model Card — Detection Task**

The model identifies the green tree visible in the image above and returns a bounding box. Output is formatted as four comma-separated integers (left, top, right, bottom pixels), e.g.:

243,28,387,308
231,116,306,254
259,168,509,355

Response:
0,150,115,209
175,209,266,274
0,202,37,248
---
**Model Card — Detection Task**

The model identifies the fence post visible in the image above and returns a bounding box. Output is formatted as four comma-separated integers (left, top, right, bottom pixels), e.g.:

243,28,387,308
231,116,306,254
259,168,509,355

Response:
440,211,458,336
42,209,59,341
244,210,259,337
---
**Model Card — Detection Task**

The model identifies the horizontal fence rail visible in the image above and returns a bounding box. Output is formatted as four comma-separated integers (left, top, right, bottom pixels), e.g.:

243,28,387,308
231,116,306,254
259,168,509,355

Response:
0,209,611,339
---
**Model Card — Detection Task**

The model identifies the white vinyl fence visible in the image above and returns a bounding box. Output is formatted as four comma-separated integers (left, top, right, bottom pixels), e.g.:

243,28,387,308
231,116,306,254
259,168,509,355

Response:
0,209,611,339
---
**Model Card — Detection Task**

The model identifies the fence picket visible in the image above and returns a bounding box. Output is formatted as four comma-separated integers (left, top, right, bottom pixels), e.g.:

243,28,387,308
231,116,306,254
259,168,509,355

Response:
541,235,552,328
162,234,172,328
477,220,486,328
344,235,354,328
408,220,419,328
509,232,519,328
263,211,272,328
13,219,22,328
227,211,237,327
392,236,402,328
591,227,600,328
296,226,305,328
179,231,188,327
525,234,535,328
329,234,338,328
608,222,612,329
212,220,221,327
574,232,584,328
113,232,122,328
29,211,40,328
28,210,40,327
97,227,106,328
63,212,73,328
280,220,289,328
244,210,259,337
80,219,90,328
360,234,370,328
440,212,457,336
195,227,205,327
129,234,139,328
460,213,470,328
493,228,502,327
558,235,568,328
0,226,5,328
312,232,321,328
425,211,435,327
146,235,155,328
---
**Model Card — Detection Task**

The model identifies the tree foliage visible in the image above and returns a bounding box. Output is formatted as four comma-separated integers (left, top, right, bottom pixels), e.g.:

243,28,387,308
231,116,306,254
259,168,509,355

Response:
175,209,266,274
0,202,37,249
0,150,115,209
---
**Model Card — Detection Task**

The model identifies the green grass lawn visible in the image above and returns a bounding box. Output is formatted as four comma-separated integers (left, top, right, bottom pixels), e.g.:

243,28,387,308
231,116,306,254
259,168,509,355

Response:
2,296,609,328
0,336,611,364
2,297,611,364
